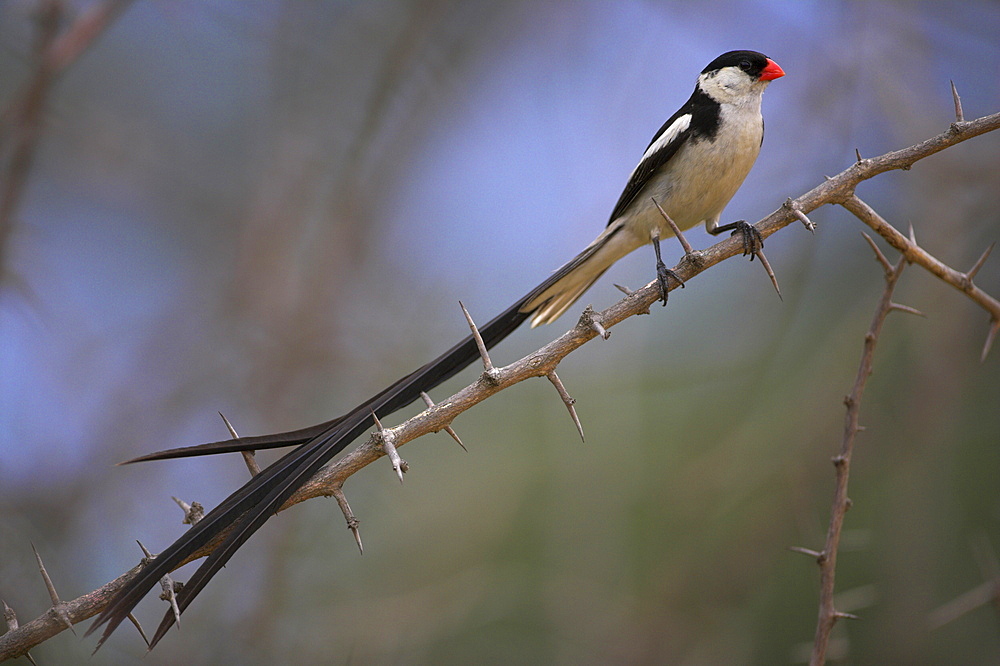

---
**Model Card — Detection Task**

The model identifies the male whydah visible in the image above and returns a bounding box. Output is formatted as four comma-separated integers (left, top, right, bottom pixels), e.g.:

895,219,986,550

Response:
90,50,784,649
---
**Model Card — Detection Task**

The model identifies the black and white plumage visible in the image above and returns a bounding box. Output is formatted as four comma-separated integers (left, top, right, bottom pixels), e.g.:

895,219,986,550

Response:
89,51,783,650
525,50,785,325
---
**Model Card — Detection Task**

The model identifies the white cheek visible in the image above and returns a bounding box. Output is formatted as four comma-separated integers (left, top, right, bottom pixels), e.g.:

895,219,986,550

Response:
699,68,757,102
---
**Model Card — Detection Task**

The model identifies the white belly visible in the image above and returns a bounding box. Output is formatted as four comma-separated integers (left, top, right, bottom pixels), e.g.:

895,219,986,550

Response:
619,108,764,241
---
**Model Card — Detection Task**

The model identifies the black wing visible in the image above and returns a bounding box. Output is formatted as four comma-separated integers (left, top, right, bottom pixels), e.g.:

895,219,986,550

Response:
605,85,721,225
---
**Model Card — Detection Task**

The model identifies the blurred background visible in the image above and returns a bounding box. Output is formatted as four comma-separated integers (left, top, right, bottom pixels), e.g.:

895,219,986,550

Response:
2,1,999,664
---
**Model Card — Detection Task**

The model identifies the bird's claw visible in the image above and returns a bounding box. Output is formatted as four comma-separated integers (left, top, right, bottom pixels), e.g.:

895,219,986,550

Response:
729,220,764,259
655,261,684,305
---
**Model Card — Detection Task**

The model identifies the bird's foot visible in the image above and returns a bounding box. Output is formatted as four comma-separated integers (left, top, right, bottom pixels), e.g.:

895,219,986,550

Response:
655,260,684,305
713,220,763,260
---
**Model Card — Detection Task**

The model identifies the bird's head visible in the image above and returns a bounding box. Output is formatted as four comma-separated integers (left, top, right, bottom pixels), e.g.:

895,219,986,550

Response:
698,50,785,103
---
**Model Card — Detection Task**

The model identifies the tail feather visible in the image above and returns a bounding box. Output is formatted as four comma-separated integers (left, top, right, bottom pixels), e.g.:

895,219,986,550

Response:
522,221,639,327
118,421,340,463
92,222,642,649
90,295,535,648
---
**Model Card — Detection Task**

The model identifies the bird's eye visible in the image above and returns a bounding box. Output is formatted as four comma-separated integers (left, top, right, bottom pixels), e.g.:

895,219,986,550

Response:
739,60,752,71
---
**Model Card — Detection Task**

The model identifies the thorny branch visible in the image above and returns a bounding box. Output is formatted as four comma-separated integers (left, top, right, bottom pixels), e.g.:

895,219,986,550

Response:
1,100,999,661
805,237,912,666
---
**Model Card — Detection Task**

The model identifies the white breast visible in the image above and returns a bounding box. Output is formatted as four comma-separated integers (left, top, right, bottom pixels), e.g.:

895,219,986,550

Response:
620,98,764,240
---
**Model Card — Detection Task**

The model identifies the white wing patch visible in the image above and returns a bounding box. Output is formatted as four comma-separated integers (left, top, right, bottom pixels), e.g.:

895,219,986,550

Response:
639,113,691,165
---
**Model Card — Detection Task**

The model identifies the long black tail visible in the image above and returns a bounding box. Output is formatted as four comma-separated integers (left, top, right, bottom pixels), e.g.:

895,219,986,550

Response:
88,240,613,649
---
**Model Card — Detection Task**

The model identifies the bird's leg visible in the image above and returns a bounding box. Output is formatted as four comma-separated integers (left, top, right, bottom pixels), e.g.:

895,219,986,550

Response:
710,219,763,261
650,229,683,305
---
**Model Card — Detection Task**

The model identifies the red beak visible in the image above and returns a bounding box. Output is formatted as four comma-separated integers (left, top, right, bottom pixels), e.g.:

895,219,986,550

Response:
759,58,785,81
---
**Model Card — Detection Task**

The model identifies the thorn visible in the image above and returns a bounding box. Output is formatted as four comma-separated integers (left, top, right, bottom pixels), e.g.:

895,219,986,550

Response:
546,371,585,442
788,546,825,562
614,284,651,315
420,391,467,451
888,302,925,317
172,496,205,525
332,487,363,554
834,610,861,621
580,305,610,340
220,411,260,476
908,223,918,246
31,543,74,634
3,599,17,631
652,196,694,255
855,147,863,163
137,541,182,629
219,411,239,439
31,543,60,606
966,242,995,282
136,539,154,562
754,248,782,300
861,232,893,275
161,579,182,629
982,318,1000,363
459,300,494,374
126,612,151,647
950,80,964,123
372,411,405,483
785,198,817,233
2,601,38,665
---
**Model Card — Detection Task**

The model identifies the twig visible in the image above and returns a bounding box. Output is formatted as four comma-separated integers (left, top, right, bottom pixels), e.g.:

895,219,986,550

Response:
842,195,1000,361
808,242,909,666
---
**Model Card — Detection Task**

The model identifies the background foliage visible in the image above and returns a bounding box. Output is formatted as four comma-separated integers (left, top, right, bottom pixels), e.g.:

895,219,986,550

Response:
2,1,999,663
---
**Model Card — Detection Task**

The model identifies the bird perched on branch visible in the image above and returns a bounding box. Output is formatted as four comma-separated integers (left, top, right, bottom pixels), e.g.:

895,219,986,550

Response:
89,50,784,650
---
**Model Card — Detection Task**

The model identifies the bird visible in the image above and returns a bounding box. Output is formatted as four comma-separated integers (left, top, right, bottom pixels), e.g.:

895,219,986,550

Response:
88,50,784,650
